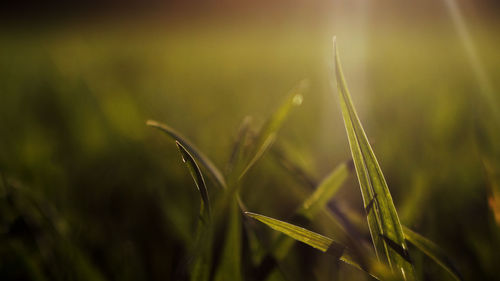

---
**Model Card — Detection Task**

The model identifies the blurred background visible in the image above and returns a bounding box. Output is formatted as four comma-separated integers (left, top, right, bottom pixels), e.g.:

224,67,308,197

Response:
1,0,500,280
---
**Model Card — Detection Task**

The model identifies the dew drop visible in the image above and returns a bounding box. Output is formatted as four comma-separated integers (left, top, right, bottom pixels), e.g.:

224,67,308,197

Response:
293,94,303,105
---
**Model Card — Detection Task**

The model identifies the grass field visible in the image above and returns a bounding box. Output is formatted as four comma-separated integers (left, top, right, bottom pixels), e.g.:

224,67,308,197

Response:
1,13,500,281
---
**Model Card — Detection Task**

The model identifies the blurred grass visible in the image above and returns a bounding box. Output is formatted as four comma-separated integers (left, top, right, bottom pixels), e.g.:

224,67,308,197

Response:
0,17,499,280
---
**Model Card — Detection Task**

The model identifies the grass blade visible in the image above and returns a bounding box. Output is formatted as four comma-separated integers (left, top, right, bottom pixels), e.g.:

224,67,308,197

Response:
403,226,463,281
246,212,393,280
333,37,416,280
147,120,227,189
176,141,211,220
271,149,364,241
227,116,253,175
270,148,458,280
251,160,368,280
298,162,350,218
339,251,394,281
245,211,344,255
238,80,308,180
271,162,350,259
188,222,213,281
215,199,243,281
269,149,413,280
174,141,214,281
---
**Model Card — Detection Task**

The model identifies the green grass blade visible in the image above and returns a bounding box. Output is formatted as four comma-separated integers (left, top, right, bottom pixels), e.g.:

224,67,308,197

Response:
403,226,463,281
147,120,227,189
215,199,243,281
227,116,253,175
341,251,405,281
174,141,214,281
246,212,392,280
188,220,213,281
339,251,390,281
333,37,416,280
298,162,349,218
271,162,349,259
176,141,211,220
267,150,404,280
245,211,344,254
238,80,308,180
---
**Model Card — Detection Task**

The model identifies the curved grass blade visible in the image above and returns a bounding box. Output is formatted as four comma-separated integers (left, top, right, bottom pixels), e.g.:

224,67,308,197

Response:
147,120,227,189
174,141,214,281
245,212,344,255
333,37,416,280
176,141,211,220
238,80,308,180
403,226,463,281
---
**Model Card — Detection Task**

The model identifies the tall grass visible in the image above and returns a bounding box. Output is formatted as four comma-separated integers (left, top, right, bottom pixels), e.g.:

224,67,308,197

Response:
147,39,463,281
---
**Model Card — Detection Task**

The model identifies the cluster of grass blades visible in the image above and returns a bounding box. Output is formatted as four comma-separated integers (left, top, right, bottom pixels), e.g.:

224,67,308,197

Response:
148,81,308,281
147,39,462,281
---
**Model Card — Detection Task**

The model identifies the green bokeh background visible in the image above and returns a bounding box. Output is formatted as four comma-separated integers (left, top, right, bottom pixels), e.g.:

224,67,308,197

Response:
1,1,500,280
